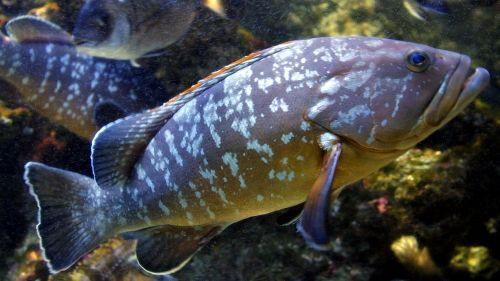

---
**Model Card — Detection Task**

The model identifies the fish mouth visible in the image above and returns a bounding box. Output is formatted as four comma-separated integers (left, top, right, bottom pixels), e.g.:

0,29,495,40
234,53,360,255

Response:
423,55,490,127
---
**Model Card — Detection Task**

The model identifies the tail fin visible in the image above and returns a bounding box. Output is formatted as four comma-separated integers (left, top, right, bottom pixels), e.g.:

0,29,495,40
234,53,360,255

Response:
202,0,227,18
24,162,110,273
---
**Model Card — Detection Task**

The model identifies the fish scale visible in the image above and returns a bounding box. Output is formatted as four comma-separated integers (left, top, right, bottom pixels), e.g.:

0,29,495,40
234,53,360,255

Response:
24,36,490,275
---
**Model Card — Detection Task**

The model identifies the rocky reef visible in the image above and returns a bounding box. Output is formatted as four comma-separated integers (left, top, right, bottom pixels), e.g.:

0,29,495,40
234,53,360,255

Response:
1,0,498,280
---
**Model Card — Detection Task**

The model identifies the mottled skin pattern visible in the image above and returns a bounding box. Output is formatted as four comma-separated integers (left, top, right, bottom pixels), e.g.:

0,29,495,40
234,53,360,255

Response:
24,36,490,274
0,35,167,139
104,37,482,231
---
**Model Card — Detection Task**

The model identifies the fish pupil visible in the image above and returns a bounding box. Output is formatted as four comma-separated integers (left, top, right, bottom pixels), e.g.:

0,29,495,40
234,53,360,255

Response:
406,51,430,72
410,52,426,65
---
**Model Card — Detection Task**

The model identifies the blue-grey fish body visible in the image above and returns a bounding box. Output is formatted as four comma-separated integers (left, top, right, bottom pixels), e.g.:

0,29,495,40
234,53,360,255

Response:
0,16,168,139
24,37,490,275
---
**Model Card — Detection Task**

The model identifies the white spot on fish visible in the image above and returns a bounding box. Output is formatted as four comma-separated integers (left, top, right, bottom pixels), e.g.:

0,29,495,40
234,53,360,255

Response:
300,121,311,131
164,130,184,167
281,132,294,144
247,140,274,158
308,98,334,119
238,175,247,188
45,44,54,54
206,207,216,219
222,152,239,177
257,77,274,93
159,200,170,216
392,94,403,118
320,78,341,95
269,169,275,179
269,98,289,113
331,105,372,129
137,164,146,180
199,168,217,184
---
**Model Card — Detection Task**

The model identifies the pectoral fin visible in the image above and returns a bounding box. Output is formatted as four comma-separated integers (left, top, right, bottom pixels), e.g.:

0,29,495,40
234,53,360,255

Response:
124,224,228,275
298,141,342,250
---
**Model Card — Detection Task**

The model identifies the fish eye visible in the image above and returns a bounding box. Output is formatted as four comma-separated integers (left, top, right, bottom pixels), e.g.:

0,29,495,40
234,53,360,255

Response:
406,51,431,73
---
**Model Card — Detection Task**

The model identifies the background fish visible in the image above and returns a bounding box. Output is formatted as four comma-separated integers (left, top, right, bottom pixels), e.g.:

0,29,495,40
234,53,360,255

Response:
0,16,170,140
73,0,226,62
403,0,498,21
24,36,490,274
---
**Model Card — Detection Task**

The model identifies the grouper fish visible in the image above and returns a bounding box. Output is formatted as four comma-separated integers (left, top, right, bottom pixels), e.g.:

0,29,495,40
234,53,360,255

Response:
24,36,490,275
0,16,168,140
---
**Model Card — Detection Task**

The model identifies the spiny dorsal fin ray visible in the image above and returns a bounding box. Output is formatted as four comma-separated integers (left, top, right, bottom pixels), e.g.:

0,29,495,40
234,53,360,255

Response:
124,224,227,275
6,15,73,45
91,42,294,189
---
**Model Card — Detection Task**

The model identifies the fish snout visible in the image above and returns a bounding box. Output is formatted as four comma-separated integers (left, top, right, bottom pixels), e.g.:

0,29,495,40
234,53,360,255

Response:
454,67,491,111
423,54,473,126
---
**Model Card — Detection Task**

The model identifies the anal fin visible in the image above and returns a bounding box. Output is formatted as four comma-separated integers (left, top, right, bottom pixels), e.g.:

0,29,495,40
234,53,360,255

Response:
124,224,227,275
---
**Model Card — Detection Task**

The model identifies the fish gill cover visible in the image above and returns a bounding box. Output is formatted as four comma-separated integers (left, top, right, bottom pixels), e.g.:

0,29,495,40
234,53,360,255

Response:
0,0,499,281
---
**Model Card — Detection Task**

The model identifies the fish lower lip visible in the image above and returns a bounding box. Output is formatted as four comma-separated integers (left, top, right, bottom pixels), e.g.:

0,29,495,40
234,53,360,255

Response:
454,67,490,110
424,55,471,126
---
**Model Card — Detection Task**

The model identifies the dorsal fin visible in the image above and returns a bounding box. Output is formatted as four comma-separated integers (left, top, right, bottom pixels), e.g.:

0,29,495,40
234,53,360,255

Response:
5,15,73,45
91,42,295,189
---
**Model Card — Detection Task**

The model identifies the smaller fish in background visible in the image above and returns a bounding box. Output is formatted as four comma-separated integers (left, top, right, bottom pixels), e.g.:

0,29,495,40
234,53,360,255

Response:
403,0,498,21
0,16,170,140
73,0,226,63
403,0,451,21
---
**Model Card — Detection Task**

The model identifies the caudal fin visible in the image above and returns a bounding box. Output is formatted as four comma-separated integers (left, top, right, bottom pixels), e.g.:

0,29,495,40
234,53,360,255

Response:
24,162,109,273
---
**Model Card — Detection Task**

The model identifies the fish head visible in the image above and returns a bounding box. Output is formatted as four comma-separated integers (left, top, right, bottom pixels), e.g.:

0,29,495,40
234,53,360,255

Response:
73,0,131,59
314,37,490,152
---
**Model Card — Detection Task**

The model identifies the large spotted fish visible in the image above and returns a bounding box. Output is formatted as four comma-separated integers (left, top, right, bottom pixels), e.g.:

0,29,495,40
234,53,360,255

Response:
24,36,490,275
0,16,168,139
